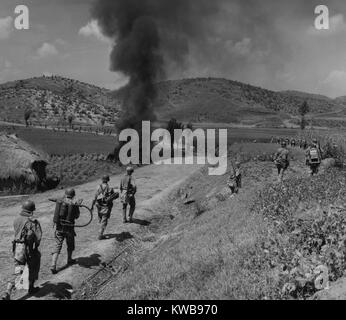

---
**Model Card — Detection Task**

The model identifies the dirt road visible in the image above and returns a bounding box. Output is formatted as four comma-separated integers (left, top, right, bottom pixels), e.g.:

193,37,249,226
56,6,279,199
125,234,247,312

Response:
0,162,202,300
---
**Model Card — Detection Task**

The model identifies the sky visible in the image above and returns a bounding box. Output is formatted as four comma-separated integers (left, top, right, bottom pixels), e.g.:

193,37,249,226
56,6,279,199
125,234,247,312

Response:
1,0,346,97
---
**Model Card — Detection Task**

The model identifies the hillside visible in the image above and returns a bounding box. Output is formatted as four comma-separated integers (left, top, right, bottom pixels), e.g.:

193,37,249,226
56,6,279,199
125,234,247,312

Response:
0,75,121,126
152,78,344,125
2,76,346,128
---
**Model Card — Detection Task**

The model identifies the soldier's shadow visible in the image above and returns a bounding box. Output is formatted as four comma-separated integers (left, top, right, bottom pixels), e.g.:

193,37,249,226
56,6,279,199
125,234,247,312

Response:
20,282,73,300
76,254,102,269
131,218,151,226
103,231,133,242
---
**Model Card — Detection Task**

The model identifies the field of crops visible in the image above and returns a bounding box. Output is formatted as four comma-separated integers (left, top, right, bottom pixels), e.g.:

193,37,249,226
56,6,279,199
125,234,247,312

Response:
252,168,346,299
0,126,117,155
47,154,124,188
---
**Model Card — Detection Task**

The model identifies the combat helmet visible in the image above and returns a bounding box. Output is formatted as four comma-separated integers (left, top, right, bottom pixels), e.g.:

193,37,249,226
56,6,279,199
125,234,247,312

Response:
102,175,110,183
126,166,134,174
65,188,76,199
22,200,36,213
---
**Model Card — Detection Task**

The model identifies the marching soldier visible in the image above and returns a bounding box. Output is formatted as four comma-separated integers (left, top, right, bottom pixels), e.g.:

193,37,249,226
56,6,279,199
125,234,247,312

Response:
291,138,296,147
227,162,242,195
274,141,290,182
306,139,323,176
120,167,137,223
91,175,118,240
2,201,42,300
50,189,81,275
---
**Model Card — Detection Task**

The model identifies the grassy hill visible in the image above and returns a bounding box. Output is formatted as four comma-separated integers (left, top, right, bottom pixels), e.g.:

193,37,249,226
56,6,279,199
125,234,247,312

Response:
0,75,121,126
152,78,344,125
2,76,346,128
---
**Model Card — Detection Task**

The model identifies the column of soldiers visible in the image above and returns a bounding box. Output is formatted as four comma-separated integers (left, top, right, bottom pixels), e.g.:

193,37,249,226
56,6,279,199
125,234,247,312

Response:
273,137,324,182
2,166,137,300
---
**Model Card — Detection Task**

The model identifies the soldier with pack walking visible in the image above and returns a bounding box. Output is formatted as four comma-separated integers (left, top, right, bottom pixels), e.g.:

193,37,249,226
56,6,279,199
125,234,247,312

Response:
306,139,323,176
291,138,296,147
228,161,242,195
274,140,290,182
2,201,42,300
91,175,119,240
50,188,82,274
120,167,137,223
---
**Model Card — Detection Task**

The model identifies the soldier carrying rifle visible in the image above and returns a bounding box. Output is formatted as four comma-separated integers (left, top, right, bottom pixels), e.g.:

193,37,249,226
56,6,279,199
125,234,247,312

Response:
120,167,137,224
91,175,119,240
2,201,42,300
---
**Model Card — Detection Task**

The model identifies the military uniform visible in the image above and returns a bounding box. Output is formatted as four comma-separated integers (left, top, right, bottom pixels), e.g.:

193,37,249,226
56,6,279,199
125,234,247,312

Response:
120,171,137,223
51,191,80,274
94,182,114,239
3,203,42,300
274,145,290,182
227,164,242,194
52,197,80,255
306,142,323,176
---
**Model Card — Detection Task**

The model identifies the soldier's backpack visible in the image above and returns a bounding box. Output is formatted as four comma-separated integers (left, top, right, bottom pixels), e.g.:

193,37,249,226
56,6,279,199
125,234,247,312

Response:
309,147,321,164
53,199,79,226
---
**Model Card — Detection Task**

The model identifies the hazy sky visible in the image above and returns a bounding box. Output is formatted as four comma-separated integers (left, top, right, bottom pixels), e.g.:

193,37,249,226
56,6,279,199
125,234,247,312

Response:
1,0,346,97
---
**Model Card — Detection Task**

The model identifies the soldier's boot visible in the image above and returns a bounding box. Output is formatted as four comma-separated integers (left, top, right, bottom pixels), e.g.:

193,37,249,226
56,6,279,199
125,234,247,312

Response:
123,207,128,223
67,250,76,266
129,206,135,223
51,253,59,274
28,281,39,295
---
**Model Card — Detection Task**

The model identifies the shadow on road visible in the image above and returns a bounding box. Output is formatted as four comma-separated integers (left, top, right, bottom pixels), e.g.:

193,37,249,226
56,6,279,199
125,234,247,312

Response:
131,218,151,226
103,232,133,242
20,282,73,300
76,254,102,269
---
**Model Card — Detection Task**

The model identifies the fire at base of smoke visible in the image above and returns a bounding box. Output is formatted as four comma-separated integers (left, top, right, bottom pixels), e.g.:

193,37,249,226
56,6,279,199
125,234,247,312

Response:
118,121,228,176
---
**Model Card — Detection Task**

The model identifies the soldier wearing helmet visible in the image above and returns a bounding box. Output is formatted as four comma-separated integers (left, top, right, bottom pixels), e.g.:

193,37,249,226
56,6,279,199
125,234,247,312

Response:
120,166,137,223
92,175,119,240
227,161,242,195
273,140,290,182
50,188,81,274
2,201,42,300
306,139,323,176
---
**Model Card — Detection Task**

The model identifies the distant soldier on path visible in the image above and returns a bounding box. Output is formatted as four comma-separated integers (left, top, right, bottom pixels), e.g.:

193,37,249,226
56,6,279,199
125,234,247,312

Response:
91,175,119,240
50,189,81,274
120,167,137,223
228,162,242,195
274,141,290,182
2,201,42,300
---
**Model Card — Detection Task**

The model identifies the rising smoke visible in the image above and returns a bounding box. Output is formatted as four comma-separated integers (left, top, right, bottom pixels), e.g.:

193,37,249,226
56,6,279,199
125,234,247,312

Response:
91,0,223,130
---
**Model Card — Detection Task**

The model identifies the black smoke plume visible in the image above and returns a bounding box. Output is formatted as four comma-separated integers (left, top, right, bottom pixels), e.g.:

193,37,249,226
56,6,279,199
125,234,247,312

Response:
92,0,222,130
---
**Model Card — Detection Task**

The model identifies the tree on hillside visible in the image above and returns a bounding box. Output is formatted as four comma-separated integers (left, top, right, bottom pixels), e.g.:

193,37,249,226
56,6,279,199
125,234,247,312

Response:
24,109,32,127
299,100,310,130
